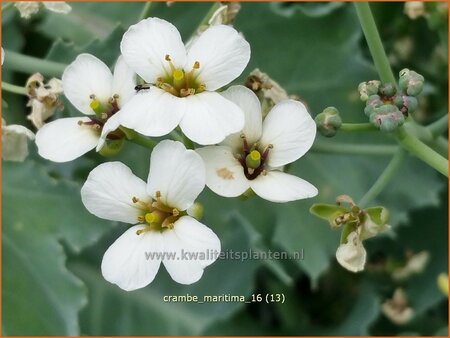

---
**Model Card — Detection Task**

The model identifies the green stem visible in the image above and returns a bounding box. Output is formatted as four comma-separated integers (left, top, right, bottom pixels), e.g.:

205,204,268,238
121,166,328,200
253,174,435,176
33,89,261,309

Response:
427,114,449,137
197,2,222,28
312,141,397,156
395,126,448,177
120,127,158,149
340,123,378,132
354,2,397,85
138,1,153,21
428,136,449,158
2,82,27,95
358,149,407,208
3,49,67,77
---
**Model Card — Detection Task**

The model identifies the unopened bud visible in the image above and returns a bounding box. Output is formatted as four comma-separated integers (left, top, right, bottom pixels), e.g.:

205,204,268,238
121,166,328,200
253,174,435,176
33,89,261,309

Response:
394,94,418,116
315,106,342,137
399,68,424,96
369,104,405,132
358,80,381,101
364,95,383,117
379,83,397,97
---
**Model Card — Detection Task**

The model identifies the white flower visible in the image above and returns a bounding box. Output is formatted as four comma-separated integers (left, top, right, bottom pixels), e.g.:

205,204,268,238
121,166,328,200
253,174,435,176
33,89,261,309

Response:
36,54,135,162
196,85,318,203
81,140,220,291
15,2,72,19
118,17,250,145
335,231,367,273
2,118,35,162
381,288,414,325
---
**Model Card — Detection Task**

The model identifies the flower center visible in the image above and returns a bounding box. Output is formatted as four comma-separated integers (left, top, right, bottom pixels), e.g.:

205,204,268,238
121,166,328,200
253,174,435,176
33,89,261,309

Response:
133,191,185,234
237,134,273,180
155,55,205,98
77,94,124,140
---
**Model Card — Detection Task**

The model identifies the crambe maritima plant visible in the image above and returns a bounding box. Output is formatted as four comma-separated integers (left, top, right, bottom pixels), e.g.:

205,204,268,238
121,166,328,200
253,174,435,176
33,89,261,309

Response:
81,140,220,291
118,17,249,145
2,3,448,335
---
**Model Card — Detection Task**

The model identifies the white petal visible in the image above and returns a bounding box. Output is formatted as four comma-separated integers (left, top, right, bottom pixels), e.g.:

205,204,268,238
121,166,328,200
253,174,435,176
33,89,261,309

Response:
2,124,35,162
14,2,40,19
336,232,367,273
118,87,184,137
120,17,186,83
62,54,113,115
147,140,205,211
250,170,318,203
220,85,263,151
179,91,244,145
196,146,249,197
101,225,163,291
96,112,122,152
35,117,99,162
42,2,72,14
260,100,316,167
162,216,220,284
81,161,150,224
112,55,136,108
186,25,250,91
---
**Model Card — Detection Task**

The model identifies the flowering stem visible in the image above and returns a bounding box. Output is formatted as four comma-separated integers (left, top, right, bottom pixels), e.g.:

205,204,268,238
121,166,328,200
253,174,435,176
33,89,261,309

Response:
138,2,153,21
354,2,397,86
3,49,67,77
312,141,397,156
395,126,448,177
2,82,27,96
427,114,449,137
358,148,407,208
340,123,378,132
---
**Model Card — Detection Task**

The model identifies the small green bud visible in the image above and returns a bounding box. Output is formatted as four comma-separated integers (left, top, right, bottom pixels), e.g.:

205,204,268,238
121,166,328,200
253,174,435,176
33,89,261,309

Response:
315,106,342,137
393,94,418,116
358,80,381,101
369,105,405,132
379,83,397,97
99,139,124,157
364,95,383,117
399,68,424,96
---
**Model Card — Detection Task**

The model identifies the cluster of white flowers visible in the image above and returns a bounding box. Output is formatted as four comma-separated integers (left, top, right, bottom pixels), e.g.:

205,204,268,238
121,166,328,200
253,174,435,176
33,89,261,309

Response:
30,17,318,290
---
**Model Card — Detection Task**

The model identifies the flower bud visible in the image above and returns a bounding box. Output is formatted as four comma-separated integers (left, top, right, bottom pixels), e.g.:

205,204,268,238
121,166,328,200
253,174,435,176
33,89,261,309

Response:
358,80,381,101
364,95,383,117
315,106,342,137
369,104,405,132
379,83,397,97
399,68,424,96
393,94,418,116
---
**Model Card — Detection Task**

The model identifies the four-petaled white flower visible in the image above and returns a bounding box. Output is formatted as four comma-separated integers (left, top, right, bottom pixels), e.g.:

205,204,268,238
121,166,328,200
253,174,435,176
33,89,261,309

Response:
36,53,135,162
118,17,250,145
197,86,318,202
81,140,220,291
15,1,72,19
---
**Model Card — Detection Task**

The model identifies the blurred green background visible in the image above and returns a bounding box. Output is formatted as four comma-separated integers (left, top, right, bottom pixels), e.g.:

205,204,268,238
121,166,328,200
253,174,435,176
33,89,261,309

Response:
2,2,448,336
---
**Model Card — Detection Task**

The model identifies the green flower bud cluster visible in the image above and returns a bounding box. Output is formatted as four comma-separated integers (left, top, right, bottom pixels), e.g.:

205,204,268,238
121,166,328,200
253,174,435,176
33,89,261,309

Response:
359,69,424,132
315,106,342,137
